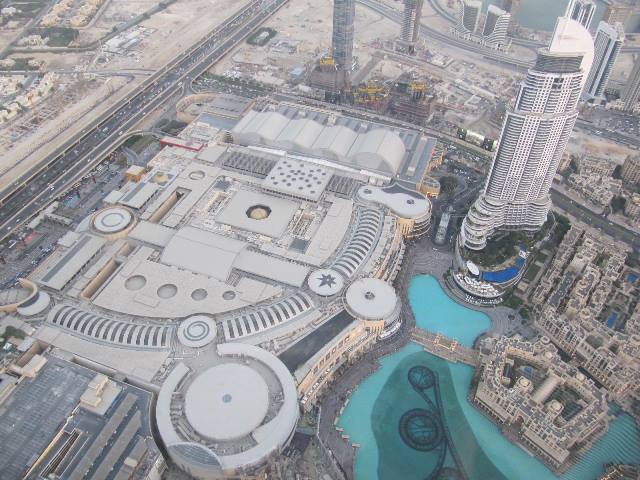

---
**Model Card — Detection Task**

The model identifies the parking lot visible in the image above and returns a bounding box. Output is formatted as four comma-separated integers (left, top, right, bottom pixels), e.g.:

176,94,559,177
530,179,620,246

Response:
0,156,128,289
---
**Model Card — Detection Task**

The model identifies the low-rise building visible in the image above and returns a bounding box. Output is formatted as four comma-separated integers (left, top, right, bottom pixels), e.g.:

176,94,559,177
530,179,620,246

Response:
621,154,640,185
474,336,610,472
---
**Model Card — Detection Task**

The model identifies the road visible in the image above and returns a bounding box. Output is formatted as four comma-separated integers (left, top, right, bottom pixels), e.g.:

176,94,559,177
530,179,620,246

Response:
575,119,640,149
550,188,640,253
0,0,288,243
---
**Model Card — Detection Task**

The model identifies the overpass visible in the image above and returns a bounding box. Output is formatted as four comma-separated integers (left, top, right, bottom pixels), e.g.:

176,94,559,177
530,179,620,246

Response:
411,328,480,367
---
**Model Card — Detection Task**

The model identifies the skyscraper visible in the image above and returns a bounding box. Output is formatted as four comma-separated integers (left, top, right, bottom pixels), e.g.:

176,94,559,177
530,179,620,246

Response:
399,0,424,53
483,5,511,48
460,13,594,250
331,0,356,72
622,56,640,112
603,4,633,28
458,0,482,33
584,21,624,102
570,0,596,30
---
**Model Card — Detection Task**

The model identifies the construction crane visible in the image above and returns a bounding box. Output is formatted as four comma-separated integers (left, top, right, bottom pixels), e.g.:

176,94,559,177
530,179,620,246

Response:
409,81,428,100
319,57,335,66
354,82,388,111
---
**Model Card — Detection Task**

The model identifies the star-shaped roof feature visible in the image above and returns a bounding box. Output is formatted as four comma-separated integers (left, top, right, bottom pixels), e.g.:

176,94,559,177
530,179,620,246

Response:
318,273,337,288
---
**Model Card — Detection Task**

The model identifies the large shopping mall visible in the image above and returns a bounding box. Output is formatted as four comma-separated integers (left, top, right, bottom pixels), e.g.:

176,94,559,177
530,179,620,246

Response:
3,97,438,479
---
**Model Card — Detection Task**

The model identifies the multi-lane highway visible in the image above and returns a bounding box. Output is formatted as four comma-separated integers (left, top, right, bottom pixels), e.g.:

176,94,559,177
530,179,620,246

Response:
575,119,640,149
551,189,640,253
0,0,288,242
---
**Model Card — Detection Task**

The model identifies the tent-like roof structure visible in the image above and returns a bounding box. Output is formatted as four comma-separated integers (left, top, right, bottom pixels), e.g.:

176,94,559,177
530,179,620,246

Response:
232,111,406,175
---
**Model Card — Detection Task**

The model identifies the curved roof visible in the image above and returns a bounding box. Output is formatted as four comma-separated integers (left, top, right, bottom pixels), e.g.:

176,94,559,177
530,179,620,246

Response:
232,111,407,175
349,129,406,174
313,125,358,158
157,344,298,474
549,17,595,81
184,364,269,441
344,277,399,321
221,292,314,341
358,184,430,219
47,304,172,349
331,208,382,279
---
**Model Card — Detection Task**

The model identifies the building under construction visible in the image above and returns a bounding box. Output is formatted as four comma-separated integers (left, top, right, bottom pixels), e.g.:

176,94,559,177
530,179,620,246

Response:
308,0,356,98
308,57,349,98
388,73,435,125
353,81,389,112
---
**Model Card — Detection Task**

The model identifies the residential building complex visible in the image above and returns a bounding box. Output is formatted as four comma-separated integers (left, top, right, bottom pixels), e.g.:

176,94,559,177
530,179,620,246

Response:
530,226,640,412
570,0,596,30
622,56,640,112
475,336,610,471
453,1,510,50
621,154,640,185
583,21,624,103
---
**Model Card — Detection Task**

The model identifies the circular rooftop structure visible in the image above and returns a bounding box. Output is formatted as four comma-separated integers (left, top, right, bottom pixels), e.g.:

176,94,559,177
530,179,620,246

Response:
345,277,399,323
93,207,134,234
178,315,217,348
156,343,299,479
307,268,344,296
185,364,269,441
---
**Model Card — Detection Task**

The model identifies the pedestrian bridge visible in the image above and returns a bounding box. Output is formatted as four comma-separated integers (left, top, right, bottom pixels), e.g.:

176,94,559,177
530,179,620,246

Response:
411,328,479,367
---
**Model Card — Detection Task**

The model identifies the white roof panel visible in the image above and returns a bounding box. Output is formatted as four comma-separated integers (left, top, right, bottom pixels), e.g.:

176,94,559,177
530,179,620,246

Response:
235,250,310,287
160,227,246,281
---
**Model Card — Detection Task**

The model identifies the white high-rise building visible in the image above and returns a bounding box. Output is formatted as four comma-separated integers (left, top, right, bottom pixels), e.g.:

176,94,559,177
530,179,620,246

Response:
570,0,596,30
458,0,482,33
460,9,594,251
622,56,640,112
483,5,511,48
399,0,424,52
584,21,624,102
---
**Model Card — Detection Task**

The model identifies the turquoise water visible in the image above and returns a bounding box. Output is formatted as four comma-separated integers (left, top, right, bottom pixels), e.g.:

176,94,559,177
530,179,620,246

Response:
408,275,491,347
479,0,607,31
338,275,640,480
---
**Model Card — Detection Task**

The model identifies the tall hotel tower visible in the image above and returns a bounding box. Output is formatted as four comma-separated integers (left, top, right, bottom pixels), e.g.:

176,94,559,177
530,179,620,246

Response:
331,0,356,72
460,2,594,250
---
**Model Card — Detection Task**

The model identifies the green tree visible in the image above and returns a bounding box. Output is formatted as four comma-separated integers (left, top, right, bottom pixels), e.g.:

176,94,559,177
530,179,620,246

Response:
611,196,626,214
612,165,622,179
439,176,458,196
